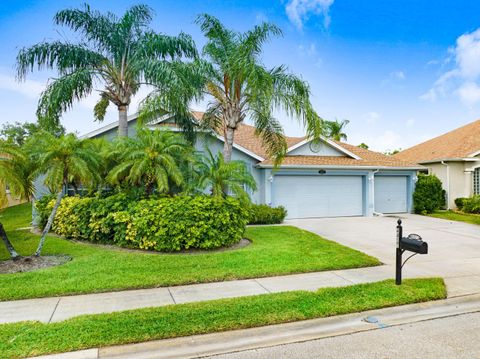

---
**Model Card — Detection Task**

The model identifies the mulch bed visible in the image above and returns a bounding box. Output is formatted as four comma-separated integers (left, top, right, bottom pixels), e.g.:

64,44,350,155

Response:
0,255,72,274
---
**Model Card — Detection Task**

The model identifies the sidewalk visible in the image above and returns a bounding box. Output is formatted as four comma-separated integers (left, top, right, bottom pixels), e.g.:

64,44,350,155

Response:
34,292,480,359
2,263,479,325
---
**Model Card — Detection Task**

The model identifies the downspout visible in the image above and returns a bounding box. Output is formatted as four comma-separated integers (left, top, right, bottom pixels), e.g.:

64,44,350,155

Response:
441,161,450,210
372,169,384,216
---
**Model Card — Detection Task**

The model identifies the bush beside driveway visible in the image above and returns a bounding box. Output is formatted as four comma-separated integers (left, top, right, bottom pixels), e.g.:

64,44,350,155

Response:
0,204,379,301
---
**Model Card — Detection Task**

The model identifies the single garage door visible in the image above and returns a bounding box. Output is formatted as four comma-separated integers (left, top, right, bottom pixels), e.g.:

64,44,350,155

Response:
374,176,407,213
272,175,364,219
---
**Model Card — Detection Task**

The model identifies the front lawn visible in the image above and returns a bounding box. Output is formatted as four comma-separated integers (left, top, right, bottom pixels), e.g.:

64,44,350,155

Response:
0,278,445,358
428,210,480,226
0,204,380,301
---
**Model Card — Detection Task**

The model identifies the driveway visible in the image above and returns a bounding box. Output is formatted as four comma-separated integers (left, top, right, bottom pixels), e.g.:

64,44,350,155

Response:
287,214,480,296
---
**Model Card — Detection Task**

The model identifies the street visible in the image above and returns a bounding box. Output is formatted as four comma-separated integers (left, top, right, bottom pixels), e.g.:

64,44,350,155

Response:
209,312,480,359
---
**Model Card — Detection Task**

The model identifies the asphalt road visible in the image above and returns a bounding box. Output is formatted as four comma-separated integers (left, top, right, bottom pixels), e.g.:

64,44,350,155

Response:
209,312,480,359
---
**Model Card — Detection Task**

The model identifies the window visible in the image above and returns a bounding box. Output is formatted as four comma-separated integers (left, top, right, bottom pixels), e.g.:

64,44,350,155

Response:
474,168,480,195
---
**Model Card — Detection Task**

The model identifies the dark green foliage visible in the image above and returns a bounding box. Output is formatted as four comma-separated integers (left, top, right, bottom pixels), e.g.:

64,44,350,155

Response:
455,197,468,210
50,195,249,251
460,195,480,214
413,174,445,214
34,194,56,227
249,204,287,224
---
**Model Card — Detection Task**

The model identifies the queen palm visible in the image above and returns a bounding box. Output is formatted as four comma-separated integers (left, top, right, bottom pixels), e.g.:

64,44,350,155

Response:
27,133,103,256
193,14,322,164
0,141,35,260
16,4,198,136
196,149,256,200
326,119,349,141
106,128,191,195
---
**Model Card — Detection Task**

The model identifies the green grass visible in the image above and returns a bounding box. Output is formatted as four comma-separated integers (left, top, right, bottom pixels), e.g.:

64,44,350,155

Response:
428,210,480,226
0,278,446,359
0,203,380,301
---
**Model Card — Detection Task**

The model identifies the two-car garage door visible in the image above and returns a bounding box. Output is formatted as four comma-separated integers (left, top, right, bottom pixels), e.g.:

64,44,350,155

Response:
272,175,364,219
272,174,408,219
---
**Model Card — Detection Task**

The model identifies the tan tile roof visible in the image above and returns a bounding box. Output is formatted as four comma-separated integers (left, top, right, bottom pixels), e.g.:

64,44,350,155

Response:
394,119,480,163
260,140,421,168
176,111,420,168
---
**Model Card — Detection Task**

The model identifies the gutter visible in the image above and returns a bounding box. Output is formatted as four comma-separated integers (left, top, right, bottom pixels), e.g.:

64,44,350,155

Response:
441,161,450,210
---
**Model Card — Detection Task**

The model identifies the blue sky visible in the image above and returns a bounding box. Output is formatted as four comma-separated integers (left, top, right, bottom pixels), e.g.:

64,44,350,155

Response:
1,0,480,151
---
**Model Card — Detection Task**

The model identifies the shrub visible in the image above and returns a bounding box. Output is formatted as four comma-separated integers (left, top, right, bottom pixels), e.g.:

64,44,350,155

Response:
455,197,468,211
50,195,249,252
249,204,287,224
461,195,480,214
413,174,445,214
34,194,56,227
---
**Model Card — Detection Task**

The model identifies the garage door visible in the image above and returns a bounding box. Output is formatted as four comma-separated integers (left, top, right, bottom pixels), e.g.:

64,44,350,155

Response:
272,175,364,219
374,176,407,213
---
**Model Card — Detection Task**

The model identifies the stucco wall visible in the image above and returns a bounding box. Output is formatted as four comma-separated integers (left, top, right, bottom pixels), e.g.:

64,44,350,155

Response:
427,161,474,209
288,141,344,156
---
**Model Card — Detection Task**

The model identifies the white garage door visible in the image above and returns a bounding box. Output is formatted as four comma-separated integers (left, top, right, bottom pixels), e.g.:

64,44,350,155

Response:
272,175,364,219
374,176,407,213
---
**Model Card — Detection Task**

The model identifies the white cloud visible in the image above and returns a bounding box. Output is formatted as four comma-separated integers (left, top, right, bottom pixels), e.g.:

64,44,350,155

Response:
406,118,415,127
390,70,405,80
0,73,44,99
298,42,317,56
421,28,480,106
364,111,380,124
285,0,334,30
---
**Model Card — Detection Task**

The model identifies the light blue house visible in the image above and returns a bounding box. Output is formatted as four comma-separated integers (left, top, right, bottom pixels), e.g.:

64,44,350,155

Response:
80,111,423,219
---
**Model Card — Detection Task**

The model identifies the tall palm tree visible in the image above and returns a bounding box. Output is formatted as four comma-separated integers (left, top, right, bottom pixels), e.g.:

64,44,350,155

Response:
196,149,256,200
326,119,349,141
26,133,103,256
141,14,322,164
106,128,191,195
0,141,35,260
16,4,198,137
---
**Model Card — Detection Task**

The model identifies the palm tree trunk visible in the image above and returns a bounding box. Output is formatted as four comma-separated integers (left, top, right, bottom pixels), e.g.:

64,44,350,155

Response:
0,222,20,260
223,126,235,162
34,188,64,257
118,105,128,137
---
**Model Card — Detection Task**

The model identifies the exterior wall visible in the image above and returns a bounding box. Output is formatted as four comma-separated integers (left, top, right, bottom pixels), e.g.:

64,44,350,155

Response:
1,192,27,209
288,141,344,156
194,133,263,204
427,161,475,209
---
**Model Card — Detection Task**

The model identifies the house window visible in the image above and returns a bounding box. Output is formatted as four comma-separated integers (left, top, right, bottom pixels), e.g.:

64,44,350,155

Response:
474,168,480,195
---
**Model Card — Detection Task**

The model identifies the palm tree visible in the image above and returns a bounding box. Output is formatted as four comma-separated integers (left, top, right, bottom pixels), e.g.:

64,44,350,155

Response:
0,141,36,259
145,14,322,165
325,119,349,141
26,133,103,256
106,128,191,195
196,149,256,200
16,4,198,137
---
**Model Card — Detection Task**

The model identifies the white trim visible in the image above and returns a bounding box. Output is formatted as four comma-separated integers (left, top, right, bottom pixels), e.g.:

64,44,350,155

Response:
419,157,480,164
212,133,265,161
286,137,362,160
468,149,480,157
81,112,139,139
257,164,424,170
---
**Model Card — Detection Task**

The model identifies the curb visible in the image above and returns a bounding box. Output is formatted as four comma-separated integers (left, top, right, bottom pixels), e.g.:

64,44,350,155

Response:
34,293,480,359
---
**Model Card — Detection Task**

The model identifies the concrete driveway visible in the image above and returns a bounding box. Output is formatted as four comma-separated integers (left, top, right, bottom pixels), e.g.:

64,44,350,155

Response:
287,214,480,297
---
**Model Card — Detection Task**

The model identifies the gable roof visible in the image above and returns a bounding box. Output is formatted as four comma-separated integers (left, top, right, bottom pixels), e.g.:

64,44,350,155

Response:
82,111,421,169
394,119,480,163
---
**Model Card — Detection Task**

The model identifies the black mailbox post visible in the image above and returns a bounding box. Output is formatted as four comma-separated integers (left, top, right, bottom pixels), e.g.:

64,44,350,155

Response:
396,219,428,285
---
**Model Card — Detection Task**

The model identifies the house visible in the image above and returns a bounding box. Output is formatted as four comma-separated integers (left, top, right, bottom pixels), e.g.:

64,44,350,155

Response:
394,119,480,209
81,111,421,219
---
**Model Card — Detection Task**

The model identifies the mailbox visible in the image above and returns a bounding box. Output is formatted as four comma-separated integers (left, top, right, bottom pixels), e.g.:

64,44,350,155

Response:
400,234,428,254
395,220,428,285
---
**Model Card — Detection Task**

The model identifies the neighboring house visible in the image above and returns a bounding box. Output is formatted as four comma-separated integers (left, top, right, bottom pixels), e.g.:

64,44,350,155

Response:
80,111,421,219
394,119,480,209
1,185,27,209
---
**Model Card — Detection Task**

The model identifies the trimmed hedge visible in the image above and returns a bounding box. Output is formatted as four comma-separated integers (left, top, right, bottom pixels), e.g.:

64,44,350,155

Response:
413,174,445,214
455,197,468,211
458,195,480,214
48,195,249,252
249,204,287,224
